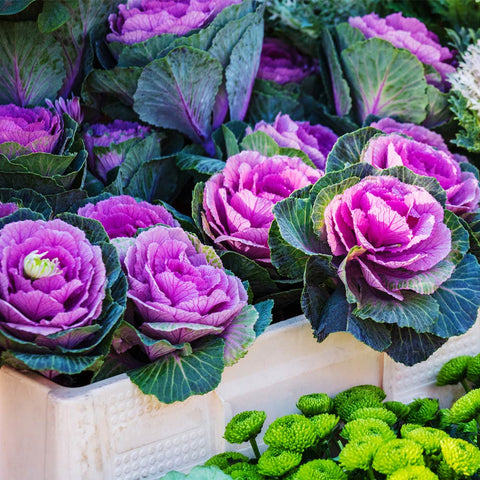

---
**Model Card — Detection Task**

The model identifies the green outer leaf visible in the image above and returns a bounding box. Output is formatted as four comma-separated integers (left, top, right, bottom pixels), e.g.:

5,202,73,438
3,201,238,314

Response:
341,38,428,124
423,84,452,128
0,208,44,229
191,181,206,236
222,304,258,366
253,299,274,337
9,152,75,177
127,337,225,404
429,253,480,338
240,130,279,156
0,0,36,15
385,326,447,366
319,27,352,116
224,13,264,120
335,22,365,51
0,21,65,107
38,1,70,33
57,212,109,244
304,285,391,353
134,47,223,144
219,124,241,159
325,127,381,173
0,188,51,218
176,153,226,176
1,351,102,376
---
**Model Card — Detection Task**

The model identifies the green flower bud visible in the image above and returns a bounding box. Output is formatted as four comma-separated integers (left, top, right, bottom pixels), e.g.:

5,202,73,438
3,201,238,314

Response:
350,407,397,426
449,388,480,423
204,452,250,471
295,459,347,480
437,356,472,386
385,401,411,420
297,393,333,416
372,439,425,475
23,250,61,279
309,413,339,440
257,448,301,477
224,411,266,444
407,399,439,425
466,354,480,383
440,437,480,476
334,385,386,422
339,437,383,471
264,414,318,452
341,418,396,443
387,465,439,480
402,427,449,455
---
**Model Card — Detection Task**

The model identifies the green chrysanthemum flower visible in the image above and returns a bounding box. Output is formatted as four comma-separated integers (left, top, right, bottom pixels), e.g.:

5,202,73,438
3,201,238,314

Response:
334,385,386,422
437,356,472,386
372,439,425,475
350,407,397,426
449,388,480,423
401,424,422,436
297,393,333,416
385,401,411,420
407,399,439,425
224,411,267,444
225,462,265,480
204,452,250,471
440,437,480,476
257,447,302,477
341,418,396,443
263,414,318,452
295,459,347,480
436,409,452,429
339,437,383,471
387,465,439,480
402,427,449,455
310,413,339,440
466,354,480,383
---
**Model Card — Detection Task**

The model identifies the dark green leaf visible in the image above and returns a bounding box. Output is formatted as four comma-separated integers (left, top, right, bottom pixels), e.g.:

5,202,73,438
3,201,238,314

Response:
38,1,70,32
0,188,51,218
176,153,226,176
128,337,226,403
423,84,452,128
57,212,109,244
0,0,36,15
253,300,274,337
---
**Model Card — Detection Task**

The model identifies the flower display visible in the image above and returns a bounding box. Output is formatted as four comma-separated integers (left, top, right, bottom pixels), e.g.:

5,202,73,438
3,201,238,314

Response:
202,150,321,263
361,133,480,216
83,120,151,183
77,195,179,239
348,12,455,87
257,37,317,84
0,219,106,342
124,225,248,346
107,0,243,44
0,104,62,156
248,113,338,171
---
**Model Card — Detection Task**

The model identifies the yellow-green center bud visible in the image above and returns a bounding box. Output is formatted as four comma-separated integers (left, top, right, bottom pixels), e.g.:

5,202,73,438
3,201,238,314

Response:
24,250,61,279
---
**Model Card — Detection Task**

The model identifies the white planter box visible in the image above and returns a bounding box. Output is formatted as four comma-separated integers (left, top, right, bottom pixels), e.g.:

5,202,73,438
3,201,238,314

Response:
1,313,479,479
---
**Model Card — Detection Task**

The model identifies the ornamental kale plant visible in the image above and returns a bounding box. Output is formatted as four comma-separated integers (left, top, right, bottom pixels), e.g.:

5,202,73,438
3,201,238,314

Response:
271,130,480,365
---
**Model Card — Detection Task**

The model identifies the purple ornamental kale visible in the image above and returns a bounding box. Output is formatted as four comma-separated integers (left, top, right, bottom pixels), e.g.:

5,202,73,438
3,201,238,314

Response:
202,150,321,264
257,38,317,84
0,202,18,218
248,113,338,171
361,133,480,216
0,104,62,156
348,12,455,88
0,219,106,345
77,195,179,239
325,176,452,301
370,117,449,152
83,120,151,182
45,97,84,125
107,0,243,44
125,225,248,346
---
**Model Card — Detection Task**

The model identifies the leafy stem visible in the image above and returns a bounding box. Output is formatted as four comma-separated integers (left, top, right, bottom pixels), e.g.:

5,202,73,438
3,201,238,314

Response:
250,438,261,460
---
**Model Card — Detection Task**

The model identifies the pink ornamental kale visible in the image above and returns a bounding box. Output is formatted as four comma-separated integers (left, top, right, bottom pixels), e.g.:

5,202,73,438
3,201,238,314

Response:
248,113,338,171
125,225,248,347
348,12,455,88
77,195,179,239
325,176,452,301
370,117,449,152
202,150,321,263
107,0,242,44
0,202,18,218
361,134,480,216
257,38,317,84
83,120,151,182
0,219,106,345
0,104,62,156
